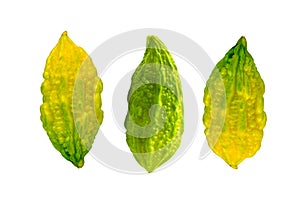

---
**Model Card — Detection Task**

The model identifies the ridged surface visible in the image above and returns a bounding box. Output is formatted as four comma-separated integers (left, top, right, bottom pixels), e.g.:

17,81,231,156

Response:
40,31,103,168
125,36,184,173
203,36,266,169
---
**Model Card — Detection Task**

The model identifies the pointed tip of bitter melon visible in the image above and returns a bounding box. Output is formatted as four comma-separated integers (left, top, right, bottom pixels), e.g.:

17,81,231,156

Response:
62,31,68,36
145,166,158,173
237,36,247,48
146,35,168,50
76,160,84,168
229,164,238,169
146,35,159,43
58,31,70,43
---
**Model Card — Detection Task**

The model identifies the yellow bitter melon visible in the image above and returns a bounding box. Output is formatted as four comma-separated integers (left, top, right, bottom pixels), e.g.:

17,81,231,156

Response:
125,35,184,173
40,31,103,168
203,36,266,169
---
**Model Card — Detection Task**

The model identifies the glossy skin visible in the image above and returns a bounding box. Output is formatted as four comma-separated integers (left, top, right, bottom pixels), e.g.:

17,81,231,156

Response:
203,37,266,169
40,32,103,168
125,36,184,173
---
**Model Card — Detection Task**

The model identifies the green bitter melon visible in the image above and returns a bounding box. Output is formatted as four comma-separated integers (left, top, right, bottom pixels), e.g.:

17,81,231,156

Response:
125,35,184,173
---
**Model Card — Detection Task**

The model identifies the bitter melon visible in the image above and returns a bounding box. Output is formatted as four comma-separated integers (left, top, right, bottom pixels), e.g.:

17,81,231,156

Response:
40,31,103,168
203,36,266,169
125,35,184,173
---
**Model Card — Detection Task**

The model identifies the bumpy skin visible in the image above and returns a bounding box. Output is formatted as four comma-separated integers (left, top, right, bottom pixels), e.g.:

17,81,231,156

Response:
125,36,184,173
203,36,266,169
40,31,103,168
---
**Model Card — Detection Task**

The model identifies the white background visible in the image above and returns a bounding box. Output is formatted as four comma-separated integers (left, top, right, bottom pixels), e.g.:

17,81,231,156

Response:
1,0,299,199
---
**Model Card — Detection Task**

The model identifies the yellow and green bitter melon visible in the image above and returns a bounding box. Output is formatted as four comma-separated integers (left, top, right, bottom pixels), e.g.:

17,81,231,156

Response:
203,36,266,169
40,31,103,168
125,35,184,173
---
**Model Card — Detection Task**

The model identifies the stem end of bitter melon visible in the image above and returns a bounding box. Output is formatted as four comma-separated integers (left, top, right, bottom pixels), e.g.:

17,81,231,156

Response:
146,35,167,50
238,36,247,48
62,31,68,36
146,35,158,42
